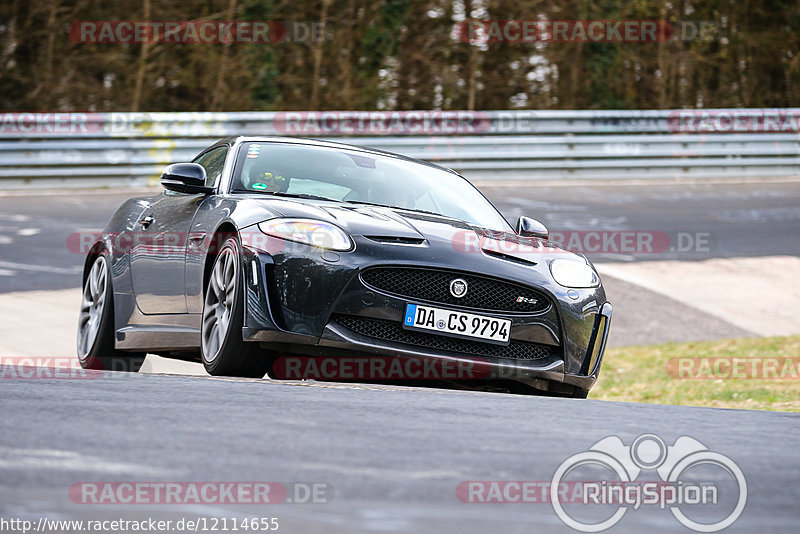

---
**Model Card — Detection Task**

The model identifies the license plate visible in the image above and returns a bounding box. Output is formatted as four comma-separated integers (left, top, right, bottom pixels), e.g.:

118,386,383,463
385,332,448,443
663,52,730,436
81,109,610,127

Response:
403,304,511,345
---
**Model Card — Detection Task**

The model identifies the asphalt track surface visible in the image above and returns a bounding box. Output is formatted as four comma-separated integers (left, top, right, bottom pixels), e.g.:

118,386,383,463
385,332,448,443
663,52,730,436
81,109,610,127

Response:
2,374,799,533
2,180,800,293
1,180,800,532
3,180,798,346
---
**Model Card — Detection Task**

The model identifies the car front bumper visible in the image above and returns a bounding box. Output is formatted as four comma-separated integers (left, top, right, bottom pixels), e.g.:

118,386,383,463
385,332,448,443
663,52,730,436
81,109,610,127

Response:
240,234,612,394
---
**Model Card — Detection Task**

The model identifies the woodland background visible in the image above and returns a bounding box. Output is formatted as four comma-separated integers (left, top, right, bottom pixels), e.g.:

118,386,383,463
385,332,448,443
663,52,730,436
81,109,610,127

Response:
1,0,799,112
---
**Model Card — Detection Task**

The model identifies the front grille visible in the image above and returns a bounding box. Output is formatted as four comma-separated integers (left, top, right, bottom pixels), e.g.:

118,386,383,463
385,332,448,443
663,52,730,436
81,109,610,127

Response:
360,267,549,314
334,315,557,361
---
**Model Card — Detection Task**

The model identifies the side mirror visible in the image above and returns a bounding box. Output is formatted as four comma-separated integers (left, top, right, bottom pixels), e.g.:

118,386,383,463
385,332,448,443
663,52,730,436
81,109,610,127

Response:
516,216,549,240
160,163,213,194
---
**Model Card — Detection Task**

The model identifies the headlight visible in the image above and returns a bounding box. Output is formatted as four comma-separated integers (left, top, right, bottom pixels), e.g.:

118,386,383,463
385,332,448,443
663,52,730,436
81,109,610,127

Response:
258,218,353,251
550,259,599,288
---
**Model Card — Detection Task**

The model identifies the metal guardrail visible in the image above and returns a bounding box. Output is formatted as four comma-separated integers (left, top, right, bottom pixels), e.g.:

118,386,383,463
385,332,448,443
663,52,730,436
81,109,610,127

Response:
0,110,798,188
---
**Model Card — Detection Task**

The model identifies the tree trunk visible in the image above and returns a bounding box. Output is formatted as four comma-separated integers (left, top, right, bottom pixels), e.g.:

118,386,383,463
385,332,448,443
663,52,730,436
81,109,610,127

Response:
131,0,152,112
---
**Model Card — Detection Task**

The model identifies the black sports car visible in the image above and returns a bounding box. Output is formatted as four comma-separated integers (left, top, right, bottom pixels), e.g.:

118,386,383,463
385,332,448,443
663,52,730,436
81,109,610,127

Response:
77,137,611,397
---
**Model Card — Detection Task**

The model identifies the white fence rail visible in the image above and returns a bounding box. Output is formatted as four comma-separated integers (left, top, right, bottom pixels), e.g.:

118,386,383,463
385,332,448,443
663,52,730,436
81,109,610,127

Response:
1,109,798,188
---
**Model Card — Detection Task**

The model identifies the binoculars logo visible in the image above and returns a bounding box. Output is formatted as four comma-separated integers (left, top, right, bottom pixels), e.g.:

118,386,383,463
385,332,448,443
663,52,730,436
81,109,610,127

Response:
551,434,747,532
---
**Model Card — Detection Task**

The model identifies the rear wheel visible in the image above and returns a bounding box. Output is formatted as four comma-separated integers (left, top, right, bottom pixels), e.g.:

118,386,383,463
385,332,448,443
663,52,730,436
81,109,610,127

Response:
77,253,145,372
201,236,270,378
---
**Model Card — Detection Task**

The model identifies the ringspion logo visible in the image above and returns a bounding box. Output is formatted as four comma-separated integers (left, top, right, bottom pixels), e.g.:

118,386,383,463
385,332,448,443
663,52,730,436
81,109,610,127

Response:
458,434,747,532
550,434,746,532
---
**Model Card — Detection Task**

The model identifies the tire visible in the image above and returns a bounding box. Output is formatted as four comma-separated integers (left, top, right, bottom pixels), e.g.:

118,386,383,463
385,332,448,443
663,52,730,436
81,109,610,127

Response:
77,253,145,372
201,235,270,378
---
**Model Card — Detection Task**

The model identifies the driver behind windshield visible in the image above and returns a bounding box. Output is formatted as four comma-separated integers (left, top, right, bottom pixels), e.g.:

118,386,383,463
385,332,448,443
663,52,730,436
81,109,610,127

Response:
241,157,289,193
231,142,512,231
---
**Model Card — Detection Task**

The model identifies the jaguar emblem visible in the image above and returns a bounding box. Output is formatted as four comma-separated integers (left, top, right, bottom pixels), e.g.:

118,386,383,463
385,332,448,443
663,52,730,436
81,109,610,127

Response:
449,278,468,298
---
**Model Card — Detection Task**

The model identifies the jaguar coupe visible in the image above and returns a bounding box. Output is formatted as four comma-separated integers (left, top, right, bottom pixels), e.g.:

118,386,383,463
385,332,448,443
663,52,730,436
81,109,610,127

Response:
77,137,611,397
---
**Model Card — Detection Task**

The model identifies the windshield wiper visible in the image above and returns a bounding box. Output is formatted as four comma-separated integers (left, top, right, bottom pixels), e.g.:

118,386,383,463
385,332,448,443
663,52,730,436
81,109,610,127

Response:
234,190,337,202
344,200,459,220
270,192,338,201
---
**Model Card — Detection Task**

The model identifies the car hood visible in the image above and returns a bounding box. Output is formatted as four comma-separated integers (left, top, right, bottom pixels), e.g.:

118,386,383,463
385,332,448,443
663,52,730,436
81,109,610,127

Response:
234,196,584,264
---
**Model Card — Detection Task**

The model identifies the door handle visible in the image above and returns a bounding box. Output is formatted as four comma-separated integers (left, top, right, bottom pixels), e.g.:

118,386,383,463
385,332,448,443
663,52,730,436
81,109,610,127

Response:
139,215,154,228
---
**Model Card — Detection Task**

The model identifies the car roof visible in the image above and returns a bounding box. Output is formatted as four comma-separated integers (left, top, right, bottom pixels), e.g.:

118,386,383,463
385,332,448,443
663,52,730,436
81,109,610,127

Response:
211,135,461,176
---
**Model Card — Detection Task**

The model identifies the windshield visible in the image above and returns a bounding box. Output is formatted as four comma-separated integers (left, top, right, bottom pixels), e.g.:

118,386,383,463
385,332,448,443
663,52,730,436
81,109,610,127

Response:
231,142,512,231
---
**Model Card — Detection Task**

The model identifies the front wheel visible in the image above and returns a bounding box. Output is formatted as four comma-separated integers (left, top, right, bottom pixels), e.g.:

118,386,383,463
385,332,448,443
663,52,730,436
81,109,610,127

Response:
201,236,271,378
77,253,145,372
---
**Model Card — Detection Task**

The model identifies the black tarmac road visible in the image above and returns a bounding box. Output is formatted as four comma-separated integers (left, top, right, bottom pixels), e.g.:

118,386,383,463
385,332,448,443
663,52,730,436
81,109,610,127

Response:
3,180,797,345
1,373,798,533
1,180,799,294
1,179,799,533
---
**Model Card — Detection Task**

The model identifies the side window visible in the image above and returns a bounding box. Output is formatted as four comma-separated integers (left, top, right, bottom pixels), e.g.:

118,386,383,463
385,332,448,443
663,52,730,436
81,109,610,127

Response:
193,146,229,187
